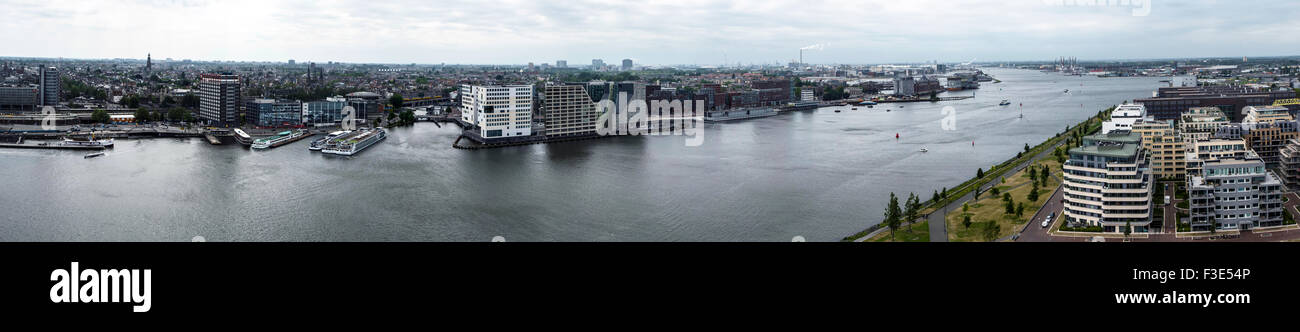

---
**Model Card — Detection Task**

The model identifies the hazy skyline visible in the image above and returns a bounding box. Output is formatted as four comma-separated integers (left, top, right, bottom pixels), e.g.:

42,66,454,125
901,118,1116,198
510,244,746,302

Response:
4,0,1299,65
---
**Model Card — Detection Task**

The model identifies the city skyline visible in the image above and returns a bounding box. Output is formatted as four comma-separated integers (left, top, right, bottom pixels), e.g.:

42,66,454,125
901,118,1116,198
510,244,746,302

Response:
4,0,1300,65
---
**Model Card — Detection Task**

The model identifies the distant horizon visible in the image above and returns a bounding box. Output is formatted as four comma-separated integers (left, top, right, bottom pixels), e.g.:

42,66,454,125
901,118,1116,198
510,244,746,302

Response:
1,54,1297,68
5,0,1299,66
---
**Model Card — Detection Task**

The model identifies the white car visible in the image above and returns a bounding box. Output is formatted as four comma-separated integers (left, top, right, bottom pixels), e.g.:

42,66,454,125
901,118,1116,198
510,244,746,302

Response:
1041,218,1050,228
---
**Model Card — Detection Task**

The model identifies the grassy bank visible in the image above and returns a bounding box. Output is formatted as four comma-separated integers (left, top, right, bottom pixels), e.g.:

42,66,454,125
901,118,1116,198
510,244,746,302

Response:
866,220,931,242
946,158,1063,241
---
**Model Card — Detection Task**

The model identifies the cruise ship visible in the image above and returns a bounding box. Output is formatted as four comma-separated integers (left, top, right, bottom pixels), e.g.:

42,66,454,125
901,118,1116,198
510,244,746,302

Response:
704,107,777,122
321,128,387,156
308,131,348,151
251,130,310,150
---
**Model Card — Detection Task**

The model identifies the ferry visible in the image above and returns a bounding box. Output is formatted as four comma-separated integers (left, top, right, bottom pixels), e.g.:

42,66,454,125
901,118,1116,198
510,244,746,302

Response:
62,136,114,148
322,128,387,156
251,130,309,150
308,131,348,151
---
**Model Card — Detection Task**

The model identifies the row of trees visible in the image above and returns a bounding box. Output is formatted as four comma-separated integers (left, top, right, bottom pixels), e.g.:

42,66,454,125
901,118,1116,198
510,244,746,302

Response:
882,192,923,241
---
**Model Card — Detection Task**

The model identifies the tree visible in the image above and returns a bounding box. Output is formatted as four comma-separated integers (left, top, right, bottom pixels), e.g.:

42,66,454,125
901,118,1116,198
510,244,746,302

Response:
90,109,110,124
1024,143,1030,153
962,202,970,213
1005,196,1015,215
990,187,1000,196
384,93,399,109
1124,220,1132,239
1040,166,1050,183
167,108,187,122
1002,192,1012,202
1016,202,1025,217
963,215,972,229
884,193,902,241
984,222,1002,241
904,193,919,231
1029,166,1038,183
134,108,151,124
932,190,940,204
977,168,985,178
1028,182,1040,202
941,187,948,199
399,110,415,125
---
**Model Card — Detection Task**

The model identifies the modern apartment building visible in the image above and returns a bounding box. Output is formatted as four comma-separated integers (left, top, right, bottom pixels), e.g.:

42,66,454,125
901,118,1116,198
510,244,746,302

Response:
460,84,534,141
39,65,59,106
1185,138,1249,177
1179,107,1229,142
1187,151,1285,231
1276,138,1300,189
199,73,241,127
1132,120,1185,179
1062,130,1153,233
541,84,598,138
1241,105,1293,124
1240,120,1299,166
245,99,303,127
1100,104,1147,134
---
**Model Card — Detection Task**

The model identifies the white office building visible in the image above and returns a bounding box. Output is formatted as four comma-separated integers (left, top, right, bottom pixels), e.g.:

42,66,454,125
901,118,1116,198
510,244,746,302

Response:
460,84,534,140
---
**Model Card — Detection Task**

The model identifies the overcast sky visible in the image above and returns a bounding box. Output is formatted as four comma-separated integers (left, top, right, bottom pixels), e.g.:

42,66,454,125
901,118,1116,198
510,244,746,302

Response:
4,0,1298,65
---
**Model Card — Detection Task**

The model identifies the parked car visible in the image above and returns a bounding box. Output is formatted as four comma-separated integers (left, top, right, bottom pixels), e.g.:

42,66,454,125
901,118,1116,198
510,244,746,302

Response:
1041,218,1050,228
1164,195,1171,204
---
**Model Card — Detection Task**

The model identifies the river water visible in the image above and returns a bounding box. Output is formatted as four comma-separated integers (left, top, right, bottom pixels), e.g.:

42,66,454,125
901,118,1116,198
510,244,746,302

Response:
0,68,1186,241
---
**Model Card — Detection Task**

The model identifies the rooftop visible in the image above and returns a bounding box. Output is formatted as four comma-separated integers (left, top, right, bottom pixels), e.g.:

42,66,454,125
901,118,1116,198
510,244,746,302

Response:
1071,142,1140,158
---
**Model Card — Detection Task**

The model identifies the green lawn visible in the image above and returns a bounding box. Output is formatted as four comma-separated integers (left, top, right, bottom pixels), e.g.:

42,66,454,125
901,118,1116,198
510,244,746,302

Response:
947,158,1062,242
868,220,930,242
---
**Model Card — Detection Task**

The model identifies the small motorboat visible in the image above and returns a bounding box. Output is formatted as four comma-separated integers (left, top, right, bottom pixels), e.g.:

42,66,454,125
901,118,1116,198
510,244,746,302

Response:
84,152,105,159
1063,89,1069,93
886,109,891,112
999,99,1011,106
851,107,858,110
919,148,928,153
834,109,841,113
